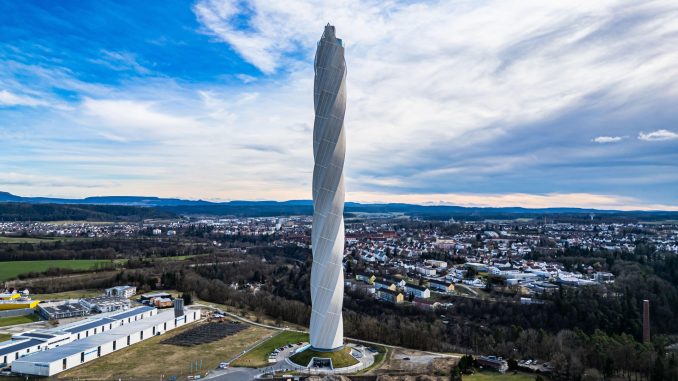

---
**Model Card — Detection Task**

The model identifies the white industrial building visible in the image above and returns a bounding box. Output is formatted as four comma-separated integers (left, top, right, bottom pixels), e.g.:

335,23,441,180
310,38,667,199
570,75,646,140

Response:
1,306,156,368
10,306,201,376
80,296,131,313
105,285,137,298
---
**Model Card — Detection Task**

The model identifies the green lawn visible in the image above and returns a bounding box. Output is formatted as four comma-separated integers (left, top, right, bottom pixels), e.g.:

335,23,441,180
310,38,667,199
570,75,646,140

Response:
0,259,124,281
232,330,308,368
290,346,359,368
465,371,539,381
0,333,11,342
0,314,41,327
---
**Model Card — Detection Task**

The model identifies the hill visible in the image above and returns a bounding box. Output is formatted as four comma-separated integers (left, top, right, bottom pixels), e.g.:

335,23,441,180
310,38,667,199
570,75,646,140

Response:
2,191,677,221
0,202,176,222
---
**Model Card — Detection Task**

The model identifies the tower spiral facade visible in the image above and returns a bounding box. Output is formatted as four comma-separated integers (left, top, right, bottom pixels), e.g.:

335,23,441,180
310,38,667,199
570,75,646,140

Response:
309,24,346,351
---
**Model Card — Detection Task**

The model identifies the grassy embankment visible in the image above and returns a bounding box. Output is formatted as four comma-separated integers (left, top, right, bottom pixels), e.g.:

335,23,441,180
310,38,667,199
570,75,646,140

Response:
0,314,41,327
466,371,541,381
59,322,271,380
232,331,308,368
289,346,359,368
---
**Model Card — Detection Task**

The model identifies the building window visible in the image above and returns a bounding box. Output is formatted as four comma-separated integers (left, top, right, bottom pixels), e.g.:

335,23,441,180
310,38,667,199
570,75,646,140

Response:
80,352,85,363
86,331,89,337
109,323,113,330
63,358,67,370
113,340,117,350
94,328,97,334
127,336,130,346
153,327,156,335
97,346,101,357
140,331,144,340
164,322,167,330
77,333,80,340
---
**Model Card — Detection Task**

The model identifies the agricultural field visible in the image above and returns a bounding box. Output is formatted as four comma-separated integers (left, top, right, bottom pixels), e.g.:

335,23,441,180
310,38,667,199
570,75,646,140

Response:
232,330,308,368
0,236,93,243
0,259,124,281
0,236,59,244
0,314,41,327
59,322,272,380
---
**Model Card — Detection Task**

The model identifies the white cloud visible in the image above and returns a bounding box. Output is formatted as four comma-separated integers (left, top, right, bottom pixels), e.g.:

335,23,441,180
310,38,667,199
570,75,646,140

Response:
638,129,678,141
347,191,678,211
89,50,150,74
592,136,624,143
79,98,205,140
192,0,678,177
2,1,678,209
0,90,47,107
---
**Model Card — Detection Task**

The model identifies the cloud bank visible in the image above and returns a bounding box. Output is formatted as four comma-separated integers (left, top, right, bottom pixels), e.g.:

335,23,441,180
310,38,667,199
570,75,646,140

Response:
0,1,677,209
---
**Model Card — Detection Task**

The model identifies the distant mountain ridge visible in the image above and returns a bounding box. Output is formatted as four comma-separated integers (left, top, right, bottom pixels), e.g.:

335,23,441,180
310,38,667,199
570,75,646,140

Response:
0,191,606,211
2,191,678,221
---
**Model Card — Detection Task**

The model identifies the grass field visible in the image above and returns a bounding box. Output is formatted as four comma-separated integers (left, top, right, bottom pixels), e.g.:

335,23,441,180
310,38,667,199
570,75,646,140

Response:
0,259,124,281
290,346,359,368
466,371,538,381
0,333,11,342
59,322,272,380
0,236,60,244
232,330,308,368
0,314,41,327
0,236,93,243
32,289,105,300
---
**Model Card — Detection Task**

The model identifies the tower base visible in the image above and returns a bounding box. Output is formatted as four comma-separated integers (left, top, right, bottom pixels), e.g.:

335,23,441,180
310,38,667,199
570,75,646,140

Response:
289,346,359,370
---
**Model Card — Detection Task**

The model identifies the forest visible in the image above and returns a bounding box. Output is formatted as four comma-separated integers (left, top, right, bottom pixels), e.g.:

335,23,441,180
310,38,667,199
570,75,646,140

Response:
0,202,175,221
2,234,677,380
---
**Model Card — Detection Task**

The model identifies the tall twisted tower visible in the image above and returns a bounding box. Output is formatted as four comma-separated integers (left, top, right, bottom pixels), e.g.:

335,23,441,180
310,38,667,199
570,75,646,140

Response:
310,24,346,351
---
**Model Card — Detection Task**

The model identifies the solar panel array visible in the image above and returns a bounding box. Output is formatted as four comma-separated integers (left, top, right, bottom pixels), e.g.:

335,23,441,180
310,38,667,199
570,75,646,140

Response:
161,322,247,346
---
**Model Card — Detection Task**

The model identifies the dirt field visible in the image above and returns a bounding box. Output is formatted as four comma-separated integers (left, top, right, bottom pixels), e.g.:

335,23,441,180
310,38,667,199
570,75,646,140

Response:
374,348,459,376
58,321,272,380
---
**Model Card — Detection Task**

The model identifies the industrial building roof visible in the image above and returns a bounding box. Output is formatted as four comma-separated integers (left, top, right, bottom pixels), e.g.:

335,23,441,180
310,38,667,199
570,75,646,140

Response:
15,332,57,340
14,310,178,364
108,305,154,321
0,339,43,357
63,317,115,334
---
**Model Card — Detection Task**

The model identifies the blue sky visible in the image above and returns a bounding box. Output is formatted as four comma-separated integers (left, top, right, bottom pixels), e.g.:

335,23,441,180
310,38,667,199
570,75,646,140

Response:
1,0,677,210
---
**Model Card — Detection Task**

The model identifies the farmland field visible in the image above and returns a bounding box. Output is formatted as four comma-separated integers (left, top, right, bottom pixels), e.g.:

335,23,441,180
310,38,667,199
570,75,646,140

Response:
0,260,123,281
0,236,59,243
0,236,91,243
